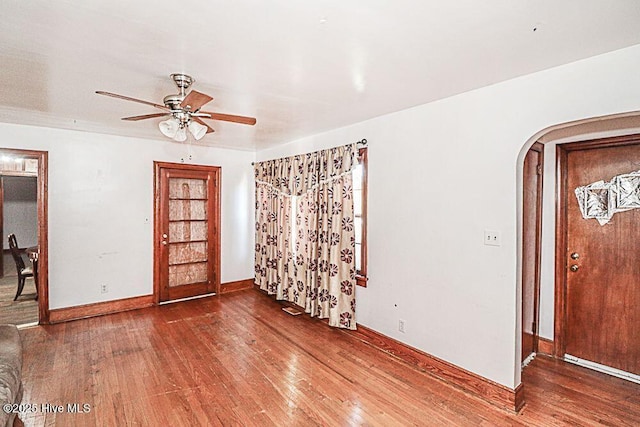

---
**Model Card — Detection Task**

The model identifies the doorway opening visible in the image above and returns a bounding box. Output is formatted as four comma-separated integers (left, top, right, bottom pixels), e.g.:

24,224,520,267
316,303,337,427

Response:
519,112,640,385
0,148,48,326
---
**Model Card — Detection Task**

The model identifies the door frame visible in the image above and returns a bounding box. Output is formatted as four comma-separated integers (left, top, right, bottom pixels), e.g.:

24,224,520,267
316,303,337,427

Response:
522,142,544,361
153,161,221,304
0,148,49,323
554,133,640,357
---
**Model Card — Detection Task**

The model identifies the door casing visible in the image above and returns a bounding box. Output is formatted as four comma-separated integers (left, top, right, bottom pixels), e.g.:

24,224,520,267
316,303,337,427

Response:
0,148,48,323
522,142,543,362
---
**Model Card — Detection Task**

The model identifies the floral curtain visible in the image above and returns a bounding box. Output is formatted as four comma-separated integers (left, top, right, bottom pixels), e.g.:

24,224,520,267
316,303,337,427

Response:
254,144,357,329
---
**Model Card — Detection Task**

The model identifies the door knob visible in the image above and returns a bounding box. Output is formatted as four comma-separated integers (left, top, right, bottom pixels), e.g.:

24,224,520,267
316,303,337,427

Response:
571,252,579,260
162,241,167,245
162,233,168,239
570,264,579,272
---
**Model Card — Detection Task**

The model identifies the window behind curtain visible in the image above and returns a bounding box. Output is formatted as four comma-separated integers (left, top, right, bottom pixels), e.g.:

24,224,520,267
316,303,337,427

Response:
354,148,367,285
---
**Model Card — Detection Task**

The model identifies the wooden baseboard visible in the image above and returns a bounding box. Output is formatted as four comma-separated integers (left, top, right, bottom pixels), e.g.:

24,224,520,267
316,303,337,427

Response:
523,332,534,358
348,325,524,413
48,279,255,324
537,337,554,356
220,278,254,294
514,382,525,412
48,295,154,324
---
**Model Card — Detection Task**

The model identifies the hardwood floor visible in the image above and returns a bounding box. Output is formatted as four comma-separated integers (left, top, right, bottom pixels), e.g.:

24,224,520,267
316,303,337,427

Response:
0,274,38,325
17,289,640,426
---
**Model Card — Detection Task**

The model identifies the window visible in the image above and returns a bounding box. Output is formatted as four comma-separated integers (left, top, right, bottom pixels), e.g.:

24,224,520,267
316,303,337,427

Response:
353,147,368,286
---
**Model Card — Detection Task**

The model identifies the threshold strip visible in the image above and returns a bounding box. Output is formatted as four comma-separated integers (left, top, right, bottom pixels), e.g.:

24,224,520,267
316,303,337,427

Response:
564,354,640,384
17,321,39,329
159,292,217,305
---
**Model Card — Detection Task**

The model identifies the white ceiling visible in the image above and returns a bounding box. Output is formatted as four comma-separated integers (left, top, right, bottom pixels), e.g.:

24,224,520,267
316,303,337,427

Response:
1,1,640,151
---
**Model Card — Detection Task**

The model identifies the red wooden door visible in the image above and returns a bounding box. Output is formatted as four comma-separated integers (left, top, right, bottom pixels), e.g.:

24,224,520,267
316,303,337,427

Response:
564,141,640,375
155,163,220,302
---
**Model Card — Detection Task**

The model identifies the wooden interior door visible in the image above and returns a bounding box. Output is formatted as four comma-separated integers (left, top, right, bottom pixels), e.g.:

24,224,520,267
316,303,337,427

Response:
562,138,640,375
155,162,220,302
522,142,543,362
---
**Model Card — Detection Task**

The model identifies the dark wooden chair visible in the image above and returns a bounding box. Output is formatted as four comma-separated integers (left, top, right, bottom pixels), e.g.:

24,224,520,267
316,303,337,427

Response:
8,233,34,301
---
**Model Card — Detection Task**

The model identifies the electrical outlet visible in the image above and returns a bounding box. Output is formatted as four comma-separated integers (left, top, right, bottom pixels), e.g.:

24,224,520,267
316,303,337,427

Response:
484,229,501,246
100,284,108,294
398,319,406,334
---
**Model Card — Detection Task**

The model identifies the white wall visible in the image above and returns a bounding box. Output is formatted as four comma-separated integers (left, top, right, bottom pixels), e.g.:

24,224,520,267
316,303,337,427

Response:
0,122,255,309
3,176,38,249
256,44,640,389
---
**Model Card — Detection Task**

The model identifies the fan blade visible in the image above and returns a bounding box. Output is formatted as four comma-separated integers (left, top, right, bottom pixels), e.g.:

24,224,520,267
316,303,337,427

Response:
96,91,170,111
181,90,213,111
122,113,170,121
200,111,257,126
193,117,215,133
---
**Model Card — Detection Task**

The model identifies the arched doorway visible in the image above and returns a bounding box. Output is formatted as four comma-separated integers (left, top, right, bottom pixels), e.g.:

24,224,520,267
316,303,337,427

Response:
518,112,640,383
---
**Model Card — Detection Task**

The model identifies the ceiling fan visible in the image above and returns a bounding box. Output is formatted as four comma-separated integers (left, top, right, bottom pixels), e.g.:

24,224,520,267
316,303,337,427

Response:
96,73,256,141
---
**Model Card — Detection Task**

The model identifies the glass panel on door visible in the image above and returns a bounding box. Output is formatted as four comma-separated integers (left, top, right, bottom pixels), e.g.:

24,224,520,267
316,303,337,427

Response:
167,177,209,288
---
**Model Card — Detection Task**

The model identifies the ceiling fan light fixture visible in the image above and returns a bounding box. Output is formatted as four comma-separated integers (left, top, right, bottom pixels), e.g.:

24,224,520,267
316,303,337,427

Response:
159,118,179,139
174,125,187,142
188,120,207,140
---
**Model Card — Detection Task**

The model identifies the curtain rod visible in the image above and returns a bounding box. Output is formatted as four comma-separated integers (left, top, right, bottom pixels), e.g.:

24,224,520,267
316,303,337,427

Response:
251,139,367,166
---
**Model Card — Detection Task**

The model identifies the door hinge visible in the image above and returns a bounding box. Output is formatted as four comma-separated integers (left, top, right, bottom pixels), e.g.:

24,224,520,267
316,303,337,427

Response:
536,164,542,175
531,321,537,335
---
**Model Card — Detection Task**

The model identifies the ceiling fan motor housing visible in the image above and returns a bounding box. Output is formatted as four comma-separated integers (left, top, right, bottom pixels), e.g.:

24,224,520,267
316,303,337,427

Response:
164,74,197,125
163,94,185,110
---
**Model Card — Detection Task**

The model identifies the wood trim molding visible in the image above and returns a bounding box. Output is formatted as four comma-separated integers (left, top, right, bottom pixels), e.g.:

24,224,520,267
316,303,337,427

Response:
522,332,535,358
537,337,555,356
37,151,49,324
48,278,255,324
532,142,544,354
355,275,367,288
220,279,254,294
356,147,368,284
48,295,154,324
554,143,568,358
514,383,525,412
49,278,255,324
347,325,525,413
